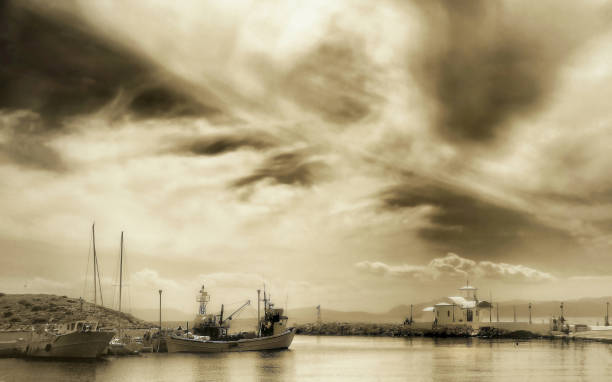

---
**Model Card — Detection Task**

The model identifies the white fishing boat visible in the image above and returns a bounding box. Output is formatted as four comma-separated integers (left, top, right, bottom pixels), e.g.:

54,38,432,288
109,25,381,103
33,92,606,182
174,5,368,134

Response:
25,224,115,358
25,321,115,359
166,285,295,353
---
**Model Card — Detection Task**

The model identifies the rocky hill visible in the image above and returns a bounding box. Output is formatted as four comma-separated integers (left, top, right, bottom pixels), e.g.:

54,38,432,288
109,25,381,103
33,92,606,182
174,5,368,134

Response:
0,293,152,330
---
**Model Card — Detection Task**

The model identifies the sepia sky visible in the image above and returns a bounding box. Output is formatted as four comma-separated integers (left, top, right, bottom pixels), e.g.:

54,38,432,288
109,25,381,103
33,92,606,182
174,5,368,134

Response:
2,0,612,315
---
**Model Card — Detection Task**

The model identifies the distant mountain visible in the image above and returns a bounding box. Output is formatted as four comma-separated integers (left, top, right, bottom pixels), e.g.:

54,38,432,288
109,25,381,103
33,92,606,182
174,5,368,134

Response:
127,296,612,325
281,296,612,325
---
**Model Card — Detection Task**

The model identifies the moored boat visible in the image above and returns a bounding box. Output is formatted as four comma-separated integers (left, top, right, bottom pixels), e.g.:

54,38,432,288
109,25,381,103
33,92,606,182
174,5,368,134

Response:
166,327,295,353
166,284,295,353
25,321,115,359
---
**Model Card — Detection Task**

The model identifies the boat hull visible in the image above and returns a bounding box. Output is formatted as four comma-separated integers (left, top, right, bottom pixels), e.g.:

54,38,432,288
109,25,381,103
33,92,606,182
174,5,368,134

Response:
26,331,115,359
166,328,296,353
107,342,139,356
0,340,25,357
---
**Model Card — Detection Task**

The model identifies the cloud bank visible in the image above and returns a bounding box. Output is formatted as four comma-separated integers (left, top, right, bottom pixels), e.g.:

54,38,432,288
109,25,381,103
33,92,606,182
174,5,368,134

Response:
355,253,555,283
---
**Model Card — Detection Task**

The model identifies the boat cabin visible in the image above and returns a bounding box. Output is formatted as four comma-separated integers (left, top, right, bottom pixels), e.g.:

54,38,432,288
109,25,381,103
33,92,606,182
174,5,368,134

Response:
260,305,288,336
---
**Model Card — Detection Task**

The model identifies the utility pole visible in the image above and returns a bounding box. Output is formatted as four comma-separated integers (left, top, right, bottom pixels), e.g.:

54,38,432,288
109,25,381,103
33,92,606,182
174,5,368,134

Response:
257,289,261,337
529,302,532,324
159,289,162,332
513,305,516,322
410,304,413,324
606,302,609,327
496,303,499,322
316,305,321,324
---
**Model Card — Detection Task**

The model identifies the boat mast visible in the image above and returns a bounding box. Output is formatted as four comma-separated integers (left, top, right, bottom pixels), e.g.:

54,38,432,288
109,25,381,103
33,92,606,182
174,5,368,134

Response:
263,285,267,311
92,223,103,307
92,223,96,306
119,231,123,313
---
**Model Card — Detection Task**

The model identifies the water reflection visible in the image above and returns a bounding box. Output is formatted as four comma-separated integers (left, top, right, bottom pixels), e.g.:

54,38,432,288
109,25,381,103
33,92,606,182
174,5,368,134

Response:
0,336,610,381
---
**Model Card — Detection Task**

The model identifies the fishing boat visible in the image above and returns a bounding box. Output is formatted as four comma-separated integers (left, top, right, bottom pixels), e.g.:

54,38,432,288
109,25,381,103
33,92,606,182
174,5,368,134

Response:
166,285,295,353
24,321,115,358
25,224,115,358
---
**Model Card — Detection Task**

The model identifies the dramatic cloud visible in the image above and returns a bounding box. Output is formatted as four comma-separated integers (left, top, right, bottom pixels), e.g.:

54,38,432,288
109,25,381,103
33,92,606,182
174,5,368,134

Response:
413,0,606,142
232,149,330,189
355,253,555,283
0,2,146,126
380,182,578,260
283,30,381,124
0,1,219,129
0,110,65,171
172,133,276,157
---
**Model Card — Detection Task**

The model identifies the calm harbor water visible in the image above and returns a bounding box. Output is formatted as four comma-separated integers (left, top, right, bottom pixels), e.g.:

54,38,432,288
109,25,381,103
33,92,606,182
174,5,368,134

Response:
1,335,611,381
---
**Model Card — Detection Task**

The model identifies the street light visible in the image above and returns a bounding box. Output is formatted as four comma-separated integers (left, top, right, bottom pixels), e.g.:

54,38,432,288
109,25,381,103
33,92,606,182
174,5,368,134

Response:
529,302,532,324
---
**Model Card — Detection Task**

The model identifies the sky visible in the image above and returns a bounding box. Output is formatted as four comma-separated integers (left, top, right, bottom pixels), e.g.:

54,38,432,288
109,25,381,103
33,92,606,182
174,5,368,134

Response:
1,0,612,317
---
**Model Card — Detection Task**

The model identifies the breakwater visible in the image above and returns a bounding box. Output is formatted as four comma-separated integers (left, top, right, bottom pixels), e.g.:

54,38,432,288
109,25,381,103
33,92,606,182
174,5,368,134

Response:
294,322,546,338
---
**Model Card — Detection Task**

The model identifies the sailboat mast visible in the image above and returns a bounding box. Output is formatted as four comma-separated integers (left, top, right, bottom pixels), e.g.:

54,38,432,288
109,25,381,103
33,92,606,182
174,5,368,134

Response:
92,223,97,306
96,254,104,307
91,223,103,307
119,231,123,313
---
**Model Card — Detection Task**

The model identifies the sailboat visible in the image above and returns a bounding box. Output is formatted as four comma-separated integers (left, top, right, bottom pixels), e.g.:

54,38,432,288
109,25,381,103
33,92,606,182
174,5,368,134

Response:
166,285,295,353
25,223,115,358
107,231,151,355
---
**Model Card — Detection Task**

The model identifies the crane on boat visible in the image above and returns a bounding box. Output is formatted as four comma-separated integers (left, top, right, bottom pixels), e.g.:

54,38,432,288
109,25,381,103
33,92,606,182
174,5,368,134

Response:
219,300,251,326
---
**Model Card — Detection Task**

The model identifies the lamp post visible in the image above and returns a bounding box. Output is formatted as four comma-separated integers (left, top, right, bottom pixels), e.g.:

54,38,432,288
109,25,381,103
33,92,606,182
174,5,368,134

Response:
529,302,532,324
257,289,261,337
